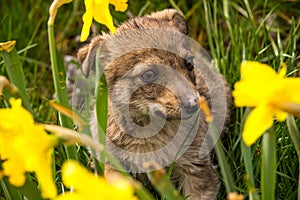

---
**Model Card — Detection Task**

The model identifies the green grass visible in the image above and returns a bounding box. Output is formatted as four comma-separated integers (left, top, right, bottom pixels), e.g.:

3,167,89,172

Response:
1,0,300,199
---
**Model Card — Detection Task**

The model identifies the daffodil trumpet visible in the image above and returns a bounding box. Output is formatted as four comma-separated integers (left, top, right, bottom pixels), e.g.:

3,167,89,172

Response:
272,102,300,117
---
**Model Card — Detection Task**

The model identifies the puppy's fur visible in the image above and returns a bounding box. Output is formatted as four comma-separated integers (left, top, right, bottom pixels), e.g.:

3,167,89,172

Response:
78,9,231,200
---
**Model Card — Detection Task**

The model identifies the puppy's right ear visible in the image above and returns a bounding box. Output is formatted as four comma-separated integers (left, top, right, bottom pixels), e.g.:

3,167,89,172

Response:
148,9,188,34
77,36,102,77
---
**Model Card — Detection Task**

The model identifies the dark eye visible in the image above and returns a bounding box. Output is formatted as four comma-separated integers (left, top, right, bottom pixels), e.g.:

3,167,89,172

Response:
140,69,158,83
185,56,194,71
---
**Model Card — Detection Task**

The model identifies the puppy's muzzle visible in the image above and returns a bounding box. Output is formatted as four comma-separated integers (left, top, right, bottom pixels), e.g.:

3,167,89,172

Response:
180,96,199,115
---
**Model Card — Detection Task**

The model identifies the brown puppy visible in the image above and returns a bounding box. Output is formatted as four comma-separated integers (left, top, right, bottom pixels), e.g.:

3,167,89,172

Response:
78,9,230,200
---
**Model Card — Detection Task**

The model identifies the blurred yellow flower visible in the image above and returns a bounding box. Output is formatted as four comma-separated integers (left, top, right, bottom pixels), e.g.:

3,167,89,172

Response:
0,99,58,198
80,0,128,41
233,61,300,146
54,160,137,200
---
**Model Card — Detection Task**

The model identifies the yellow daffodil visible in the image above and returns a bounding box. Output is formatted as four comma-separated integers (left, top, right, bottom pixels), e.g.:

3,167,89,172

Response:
0,99,58,198
233,61,300,146
80,0,128,41
54,160,137,200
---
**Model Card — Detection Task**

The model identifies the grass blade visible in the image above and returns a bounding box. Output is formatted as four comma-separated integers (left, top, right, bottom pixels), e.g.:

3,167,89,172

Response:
0,179,22,200
209,121,235,193
240,108,259,199
94,49,108,174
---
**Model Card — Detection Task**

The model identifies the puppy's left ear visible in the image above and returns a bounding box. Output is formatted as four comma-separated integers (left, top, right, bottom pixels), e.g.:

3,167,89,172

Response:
77,36,103,77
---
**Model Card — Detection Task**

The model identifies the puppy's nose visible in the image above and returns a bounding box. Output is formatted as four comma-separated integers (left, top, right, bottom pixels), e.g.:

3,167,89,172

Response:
180,96,199,114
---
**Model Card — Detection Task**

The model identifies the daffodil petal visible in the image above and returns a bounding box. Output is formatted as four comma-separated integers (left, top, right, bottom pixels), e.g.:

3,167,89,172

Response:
279,78,300,102
232,81,262,107
233,61,280,107
80,11,93,42
93,2,116,33
3,160,26,186
84,0,93,8
242,105,274,146
279,62,287,78
275,109,287,122
35,157,57,198
55,160,137,200
61,160,80,187
240,60,278,81
10,98,35,125
109,0,128,12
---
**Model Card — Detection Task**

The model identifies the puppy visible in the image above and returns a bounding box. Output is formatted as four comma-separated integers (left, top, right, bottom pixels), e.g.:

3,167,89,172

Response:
77,9,230,199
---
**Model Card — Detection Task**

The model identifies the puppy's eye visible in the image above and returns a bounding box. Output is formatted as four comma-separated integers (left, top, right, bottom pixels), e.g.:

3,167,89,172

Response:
185,56,194,71
140,69,158,83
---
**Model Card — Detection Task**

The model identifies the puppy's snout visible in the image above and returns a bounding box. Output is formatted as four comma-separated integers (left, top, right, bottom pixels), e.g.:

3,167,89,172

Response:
180,96,199,114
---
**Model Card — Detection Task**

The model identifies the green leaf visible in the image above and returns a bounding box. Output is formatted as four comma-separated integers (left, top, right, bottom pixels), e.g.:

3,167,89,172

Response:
17,175,44,200
0,44,33,113
209,120,235,193
261,129,276,200
287,115,300,156
95,49,108,174
1,179,22,200
287,115,300,200
0,173,44,200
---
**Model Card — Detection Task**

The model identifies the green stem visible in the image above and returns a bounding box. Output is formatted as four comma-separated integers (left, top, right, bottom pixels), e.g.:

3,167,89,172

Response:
286,115,300,200
261,129,276,200
47,24,78,160
209,121,235,193
241,141,259,200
